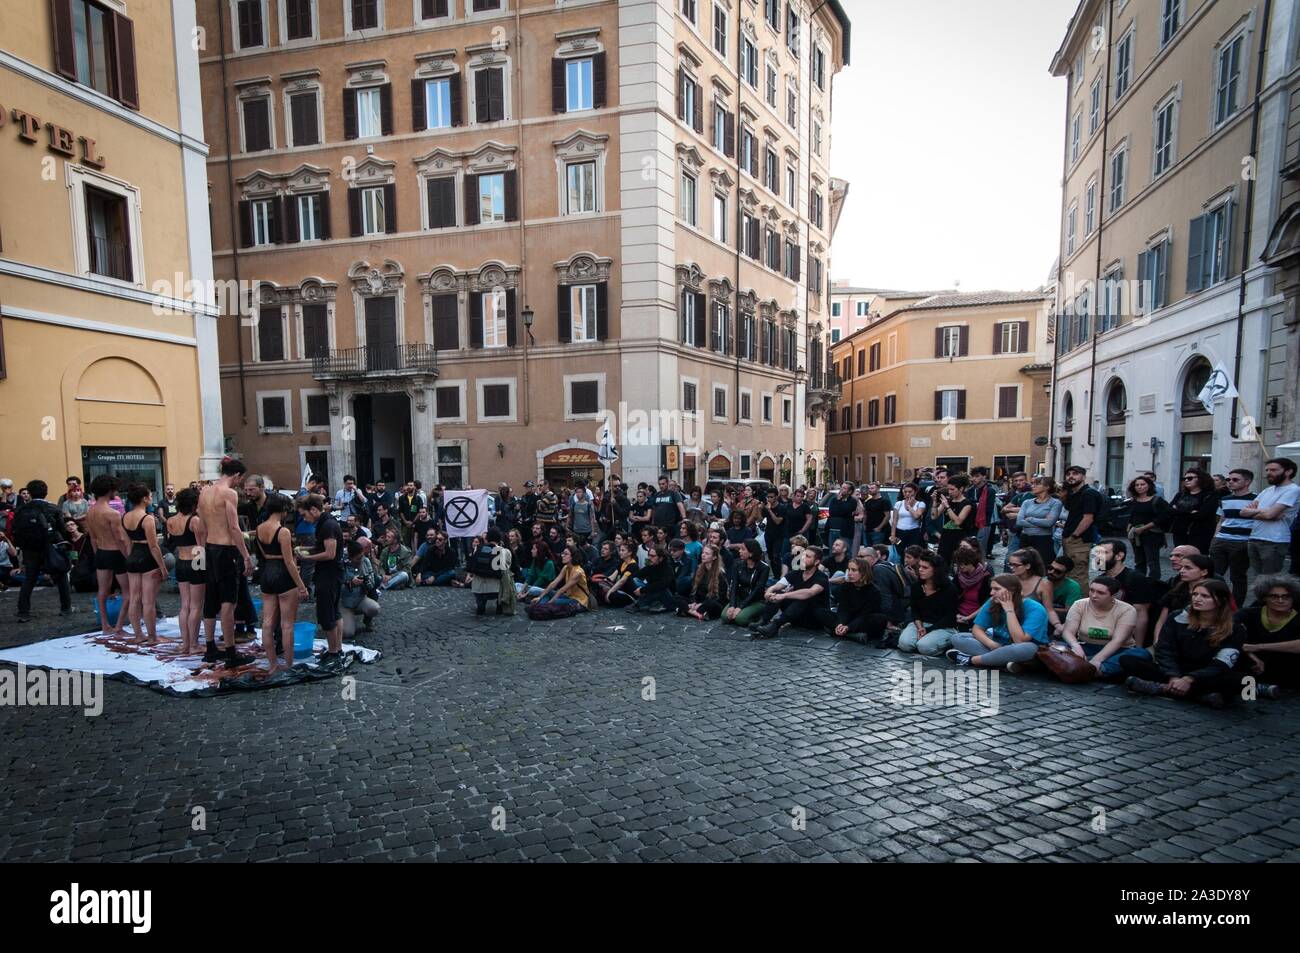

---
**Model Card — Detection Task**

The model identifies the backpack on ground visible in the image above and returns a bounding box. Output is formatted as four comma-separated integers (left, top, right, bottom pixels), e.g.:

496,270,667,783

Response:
526,600,582,621
11,502,52,549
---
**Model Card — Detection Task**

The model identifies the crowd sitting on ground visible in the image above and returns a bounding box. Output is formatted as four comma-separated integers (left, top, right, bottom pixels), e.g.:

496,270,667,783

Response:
3,457,1300,704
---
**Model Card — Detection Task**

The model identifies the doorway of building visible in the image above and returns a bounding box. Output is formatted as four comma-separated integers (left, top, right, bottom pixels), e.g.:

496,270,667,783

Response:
353,392,412,486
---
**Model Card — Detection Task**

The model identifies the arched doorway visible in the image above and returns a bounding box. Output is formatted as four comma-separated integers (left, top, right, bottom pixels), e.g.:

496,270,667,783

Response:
707,452,732,480
76,357,168,493
1103,379,1127,494
1059,391,1074,472
758,456,776,482
1178,358,1213,474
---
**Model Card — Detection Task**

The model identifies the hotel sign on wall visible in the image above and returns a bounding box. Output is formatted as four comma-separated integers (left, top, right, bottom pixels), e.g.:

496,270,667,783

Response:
0,104,106,168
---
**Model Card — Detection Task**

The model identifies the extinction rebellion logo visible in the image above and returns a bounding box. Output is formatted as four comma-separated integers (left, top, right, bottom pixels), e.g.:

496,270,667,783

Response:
49,884,151,933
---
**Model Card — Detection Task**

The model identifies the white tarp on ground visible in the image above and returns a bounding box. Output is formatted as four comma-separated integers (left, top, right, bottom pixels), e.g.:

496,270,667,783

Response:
0,617,380,697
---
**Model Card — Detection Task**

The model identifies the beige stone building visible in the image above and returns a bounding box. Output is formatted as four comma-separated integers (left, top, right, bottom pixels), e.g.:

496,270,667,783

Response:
199,0,849,493
826,290,1053,485
827,280,952,345
0,0,224,489
1049,0,1298,491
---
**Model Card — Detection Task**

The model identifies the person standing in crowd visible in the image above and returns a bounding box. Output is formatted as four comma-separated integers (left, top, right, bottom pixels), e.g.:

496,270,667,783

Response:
1169,468,1218,556
889,482,926,560
946,573,1050,672
85,475,131,637
924,468,949,543
1059,575,1148,679
1208,469,1256,606
1122,580,1250,708
568,487,596,545
155,482,179,521
721,539,770,627
757,488,786,565
13,479,73,625
120,483,168,645
934,476,973,565
650,475,686,536
334,475,368,522
396,481,423,544
859,483,891,552
1124,474,1170,581
1060,465,1103,590
897,552,959,656
1238,575,1300,691
823,482,860,548
255,493,308,673
966,467,998,558
367,480,396,522
1241,457,1300,577
199,458,256,667
1014,475,1061,570
166,488,207,655
518,481,540,537
65,518,96,593
748,545,830,640
60,479,90,525
784,487,816,557
296,494,344,665
999,472,1033,567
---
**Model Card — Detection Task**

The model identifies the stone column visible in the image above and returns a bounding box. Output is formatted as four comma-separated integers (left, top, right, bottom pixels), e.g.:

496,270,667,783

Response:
410,376,438,486
327,384,356,484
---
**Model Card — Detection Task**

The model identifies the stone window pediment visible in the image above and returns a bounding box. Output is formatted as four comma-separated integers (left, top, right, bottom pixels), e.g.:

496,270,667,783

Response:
348,259,405,297
677,262,705,291
554,252,613,283
711,75,733,97
237,169,284,198
468,44,510,63
678,43,703,70
709,167,735,190
351,155,396,186
677,143,706,174
344,60,390,87
555,28,602,57
738,187,759,211
281,68,321,90
465,141,517,173
413,147,462,176
708,276,734,299
418,266,464,294
414,50,459,76
468,261,521,293
298,277,338,302
284,164,331,194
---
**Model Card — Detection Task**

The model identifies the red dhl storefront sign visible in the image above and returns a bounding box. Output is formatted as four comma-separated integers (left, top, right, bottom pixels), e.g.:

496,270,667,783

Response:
544,450,600,466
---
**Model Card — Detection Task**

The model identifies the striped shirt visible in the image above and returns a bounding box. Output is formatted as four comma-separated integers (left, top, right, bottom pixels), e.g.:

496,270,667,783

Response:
1215,492,1257,539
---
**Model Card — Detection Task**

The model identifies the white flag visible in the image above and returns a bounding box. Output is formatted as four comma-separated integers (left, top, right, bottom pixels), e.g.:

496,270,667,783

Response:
442,489,490,539
300,461,314,491
1197,362,1238,414
598,425,619,461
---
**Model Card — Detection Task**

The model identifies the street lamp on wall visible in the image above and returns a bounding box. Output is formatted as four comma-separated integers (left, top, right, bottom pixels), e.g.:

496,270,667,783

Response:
522,305,535,345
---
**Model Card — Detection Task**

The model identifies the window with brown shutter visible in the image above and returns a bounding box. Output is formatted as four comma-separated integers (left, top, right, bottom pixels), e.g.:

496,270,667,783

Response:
997,386,1019,419
593,52,607,109
483,384,511,418
571,381,599,416
258,307,285,361
426,176,456,228
236,0,264,48
285,0,313,39
289,92,319,146
55,1,137,108
431,294,458,350
380,83,393,135
435,386,460,418
302,304,329,359
112,9,137,109
261,395,287,429
85,185,131,281
242,98,271,152
383,183,397,233
503,170,518,222
351,0,379,30
475,67,505,123
551,58,566,113
343,88,358,140
305,394,330,427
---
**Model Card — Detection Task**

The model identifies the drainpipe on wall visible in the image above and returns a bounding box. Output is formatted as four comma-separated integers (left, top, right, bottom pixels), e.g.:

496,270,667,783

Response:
1085,0,1114,453
516,2,529,429
216,0,247,426
1230,0,1272,443
733,0,743,432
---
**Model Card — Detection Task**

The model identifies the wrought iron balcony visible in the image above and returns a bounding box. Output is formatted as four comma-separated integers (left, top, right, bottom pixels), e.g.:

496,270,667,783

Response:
312,343,439,380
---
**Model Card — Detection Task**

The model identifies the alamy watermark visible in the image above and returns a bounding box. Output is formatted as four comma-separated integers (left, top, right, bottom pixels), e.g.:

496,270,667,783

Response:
888,660,1000,716
0,664,103,717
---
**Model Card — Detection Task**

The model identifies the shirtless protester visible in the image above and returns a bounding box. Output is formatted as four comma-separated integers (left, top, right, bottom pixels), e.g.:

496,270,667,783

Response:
199,457,255,666
86,475,132,638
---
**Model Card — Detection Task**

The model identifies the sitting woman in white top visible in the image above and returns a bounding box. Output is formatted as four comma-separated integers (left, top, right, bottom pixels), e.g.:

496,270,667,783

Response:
945,573,1050,672
1058,575,1151,679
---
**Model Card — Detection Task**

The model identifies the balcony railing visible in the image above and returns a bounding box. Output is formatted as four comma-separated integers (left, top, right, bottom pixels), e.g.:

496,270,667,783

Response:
312,343,439,379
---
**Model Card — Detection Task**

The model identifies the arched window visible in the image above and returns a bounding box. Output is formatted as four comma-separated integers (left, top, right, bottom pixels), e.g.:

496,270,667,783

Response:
1106,380,1127,423
1179,357,1214,473
1180,358,1212,417
1062,392,1074,432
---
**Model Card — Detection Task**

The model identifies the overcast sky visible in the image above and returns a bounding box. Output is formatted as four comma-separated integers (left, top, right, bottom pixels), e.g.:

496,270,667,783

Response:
829,0,1080,293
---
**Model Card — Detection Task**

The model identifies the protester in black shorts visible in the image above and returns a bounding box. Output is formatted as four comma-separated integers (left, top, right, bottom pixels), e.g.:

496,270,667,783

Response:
297,495,344,663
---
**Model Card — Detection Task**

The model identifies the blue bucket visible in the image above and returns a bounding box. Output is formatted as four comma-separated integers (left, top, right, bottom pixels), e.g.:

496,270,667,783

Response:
293,621,316,661
93,596,122,628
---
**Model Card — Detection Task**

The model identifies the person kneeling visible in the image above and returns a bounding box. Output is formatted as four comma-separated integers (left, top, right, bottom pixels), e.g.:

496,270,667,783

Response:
1121,580,1253,709
945,574,1049,672
748,546,830,640
341,540,381,638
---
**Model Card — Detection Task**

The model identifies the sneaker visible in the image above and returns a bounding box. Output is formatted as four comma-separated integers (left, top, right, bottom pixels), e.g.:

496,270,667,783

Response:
1195,692,1226,710
60,606,79,616
202,643,222,663
1006,661,1024,675
1125,676,1164,697
945,649,972,667
1257,683,1282,700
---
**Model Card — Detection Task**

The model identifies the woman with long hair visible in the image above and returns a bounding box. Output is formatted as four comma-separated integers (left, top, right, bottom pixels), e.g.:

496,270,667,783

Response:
1007,547,1064,632
945,573,1050,671
815,556,885,644
724,508,755,555
935,479,974,565
533,545,592,611
603,541,640,607
1170,468,1217,555
121,483,168,645
722,539,770,626
1015,475,1061,569
255,493,308,672
1122,579,1249,708
518,541,557,602
165,487,207,655
889,482,926,561
1152,553,1216,644
898,552,959,656
680,544,728,620
1125,474,1171,580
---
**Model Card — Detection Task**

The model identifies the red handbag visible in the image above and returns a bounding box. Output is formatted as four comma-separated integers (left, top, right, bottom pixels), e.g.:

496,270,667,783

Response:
1036,641,1097,683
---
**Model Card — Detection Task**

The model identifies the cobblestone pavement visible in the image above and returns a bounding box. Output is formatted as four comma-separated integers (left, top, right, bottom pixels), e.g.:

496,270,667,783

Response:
2,581,1299,862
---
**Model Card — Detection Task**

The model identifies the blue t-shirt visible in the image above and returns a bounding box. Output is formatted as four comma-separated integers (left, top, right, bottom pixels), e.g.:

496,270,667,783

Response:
973,597,1050,645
